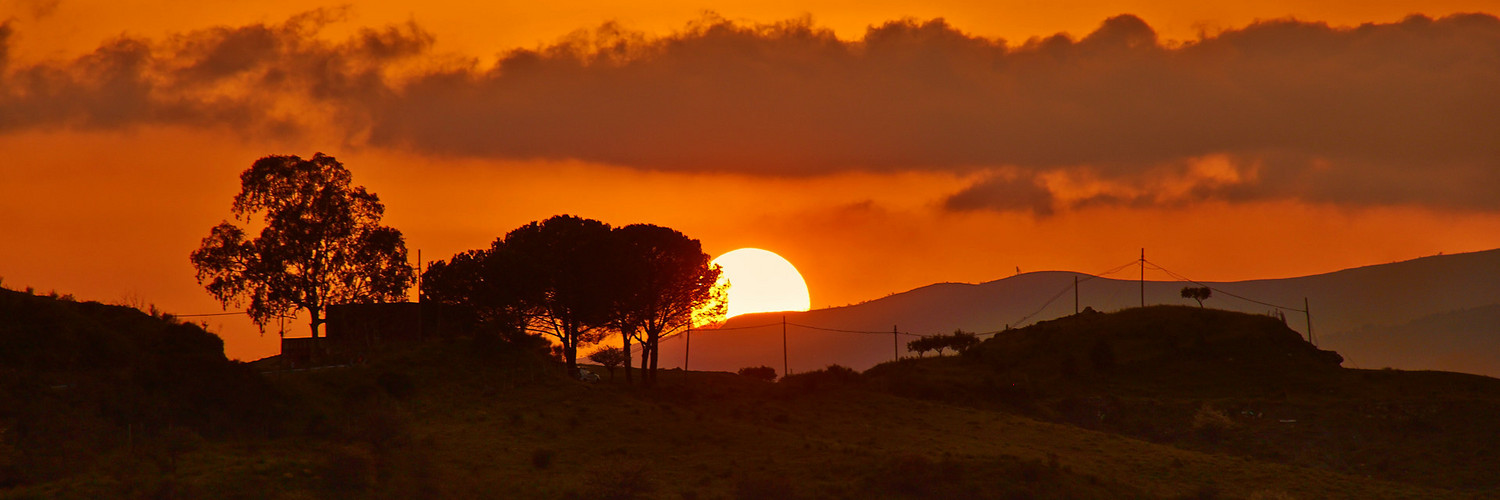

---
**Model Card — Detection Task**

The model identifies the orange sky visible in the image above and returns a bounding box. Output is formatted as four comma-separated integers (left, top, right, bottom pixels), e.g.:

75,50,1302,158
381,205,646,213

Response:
3,1,1500,360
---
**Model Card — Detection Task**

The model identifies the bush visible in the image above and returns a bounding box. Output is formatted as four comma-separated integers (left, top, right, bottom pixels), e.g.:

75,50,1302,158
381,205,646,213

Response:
737,366,777,382
588,347,630,379
1191,405,1237,443
780,365,862,393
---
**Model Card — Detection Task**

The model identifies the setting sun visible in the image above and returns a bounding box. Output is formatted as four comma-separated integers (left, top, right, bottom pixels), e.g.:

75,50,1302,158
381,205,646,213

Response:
710,248,812,320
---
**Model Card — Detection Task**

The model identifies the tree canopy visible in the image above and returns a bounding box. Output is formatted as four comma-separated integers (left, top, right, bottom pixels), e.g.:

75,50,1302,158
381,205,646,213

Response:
423,215,721,380
1181,286,1212,307
611,223,723,386
190,153,414,339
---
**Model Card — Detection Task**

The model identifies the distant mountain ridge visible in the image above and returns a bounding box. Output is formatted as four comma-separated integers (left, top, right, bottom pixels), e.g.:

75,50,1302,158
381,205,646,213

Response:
660,249,1500,377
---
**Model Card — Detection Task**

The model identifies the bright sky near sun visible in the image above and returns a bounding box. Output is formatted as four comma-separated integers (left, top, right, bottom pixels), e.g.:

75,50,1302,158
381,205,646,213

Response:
3,0,1500,360
711,248,812,319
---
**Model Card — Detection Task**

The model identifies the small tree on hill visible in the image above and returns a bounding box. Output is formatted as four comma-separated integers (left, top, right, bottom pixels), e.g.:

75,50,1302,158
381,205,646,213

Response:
588,346,630,380
907,337,933,357
1181,286,1212,307
949,330,980,354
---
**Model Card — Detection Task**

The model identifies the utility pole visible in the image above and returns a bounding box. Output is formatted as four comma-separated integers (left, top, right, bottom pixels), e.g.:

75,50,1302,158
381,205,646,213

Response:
782,315,789,377
416,249,423,342
893,325,899,362
1074,275,1080,314
1139,248,1146,308
1304,297,1315,346
684,327,691,371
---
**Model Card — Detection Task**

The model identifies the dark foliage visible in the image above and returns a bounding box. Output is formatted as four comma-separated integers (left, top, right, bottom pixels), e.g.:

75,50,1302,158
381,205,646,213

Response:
738,366,778,382
424,217,720,384
1180,286,1212,307
190,153,414,339
779,364,862,393
907,330,981,357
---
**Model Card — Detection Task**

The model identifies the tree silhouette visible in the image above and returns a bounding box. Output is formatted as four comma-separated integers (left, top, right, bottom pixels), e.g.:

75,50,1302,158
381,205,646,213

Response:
425,216,718,378
611,224,722,386
738,365,777,381
190,153,413,350
495,215,617,375
907,337,933,357
587,346,629,380
1181,286,1212,307
949,330,980,354
421,248,530,340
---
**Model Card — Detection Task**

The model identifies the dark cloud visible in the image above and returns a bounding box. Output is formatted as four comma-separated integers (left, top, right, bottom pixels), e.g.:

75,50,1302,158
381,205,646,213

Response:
2,12,1499,211
943,173,1056,215
0,8,430,133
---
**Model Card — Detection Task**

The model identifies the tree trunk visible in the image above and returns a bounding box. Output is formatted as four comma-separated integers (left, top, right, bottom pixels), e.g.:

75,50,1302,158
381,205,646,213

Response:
647,329,661,386
639,340,650,383
563,322,578,376
623,329,634,385
308,306,323,365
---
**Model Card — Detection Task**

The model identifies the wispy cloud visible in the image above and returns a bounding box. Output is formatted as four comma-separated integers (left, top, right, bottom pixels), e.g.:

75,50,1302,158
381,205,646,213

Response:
2,11,1497,211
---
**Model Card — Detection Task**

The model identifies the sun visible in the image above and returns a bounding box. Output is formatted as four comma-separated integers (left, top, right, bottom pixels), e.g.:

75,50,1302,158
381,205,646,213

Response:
707,248,811,321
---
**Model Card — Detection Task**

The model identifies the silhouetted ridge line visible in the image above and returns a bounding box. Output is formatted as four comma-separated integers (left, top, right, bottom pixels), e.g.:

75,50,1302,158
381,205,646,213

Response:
1003,259,1140,330
1144,259,1306,312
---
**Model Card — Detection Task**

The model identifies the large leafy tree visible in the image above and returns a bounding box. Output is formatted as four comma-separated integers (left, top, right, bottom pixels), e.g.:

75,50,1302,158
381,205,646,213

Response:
421,248,530,340
612,224,722,386
498,215,618,374
425,216,720,382
190,153,414,342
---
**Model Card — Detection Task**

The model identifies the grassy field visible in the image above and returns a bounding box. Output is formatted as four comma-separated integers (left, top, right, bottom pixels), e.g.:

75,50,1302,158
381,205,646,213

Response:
4,300,1498,498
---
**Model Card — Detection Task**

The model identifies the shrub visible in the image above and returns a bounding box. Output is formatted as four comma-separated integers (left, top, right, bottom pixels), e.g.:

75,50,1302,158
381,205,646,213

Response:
1191,405,1237,443
737,366,777,382
780,365,862,393
587,346,630,379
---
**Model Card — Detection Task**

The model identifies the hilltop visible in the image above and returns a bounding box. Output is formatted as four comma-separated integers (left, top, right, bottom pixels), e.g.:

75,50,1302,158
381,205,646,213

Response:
867,306,1500,492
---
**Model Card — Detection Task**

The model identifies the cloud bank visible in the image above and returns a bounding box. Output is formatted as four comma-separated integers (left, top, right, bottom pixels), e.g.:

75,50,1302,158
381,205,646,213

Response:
3,12,1498,212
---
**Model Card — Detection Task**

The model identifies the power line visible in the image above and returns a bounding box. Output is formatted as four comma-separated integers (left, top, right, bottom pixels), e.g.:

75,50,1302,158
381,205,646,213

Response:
1005,259,1140,329
174,311,249,317
1144,260,1306,312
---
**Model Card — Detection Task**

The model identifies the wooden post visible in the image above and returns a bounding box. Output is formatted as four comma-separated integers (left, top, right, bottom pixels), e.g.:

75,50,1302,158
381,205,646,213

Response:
1304,297,1315,346
782,315,789,377
1140,248,1145,308
893,325,899,362
416,249,423,342
684,327,691,372
1074,274,1079,314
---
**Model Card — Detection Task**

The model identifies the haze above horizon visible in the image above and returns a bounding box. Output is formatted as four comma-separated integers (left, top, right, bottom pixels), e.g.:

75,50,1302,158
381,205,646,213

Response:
3,0,1499,361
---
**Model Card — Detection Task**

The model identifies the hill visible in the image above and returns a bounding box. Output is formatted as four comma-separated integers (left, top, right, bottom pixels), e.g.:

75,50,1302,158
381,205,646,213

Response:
865,306,1500,492
661,248,1500,377
5,317,1471,499
0,287,282,487
6,292,1499,498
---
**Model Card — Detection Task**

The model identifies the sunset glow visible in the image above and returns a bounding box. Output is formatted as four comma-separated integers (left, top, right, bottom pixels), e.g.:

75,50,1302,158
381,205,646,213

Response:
711,248,812,319
2,1,1499,361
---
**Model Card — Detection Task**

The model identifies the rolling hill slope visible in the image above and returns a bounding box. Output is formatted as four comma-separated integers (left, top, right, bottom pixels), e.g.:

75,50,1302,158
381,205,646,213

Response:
662,249,1500,376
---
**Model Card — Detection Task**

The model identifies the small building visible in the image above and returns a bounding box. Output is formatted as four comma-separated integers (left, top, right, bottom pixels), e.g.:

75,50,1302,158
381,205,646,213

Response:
279,302,474,365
